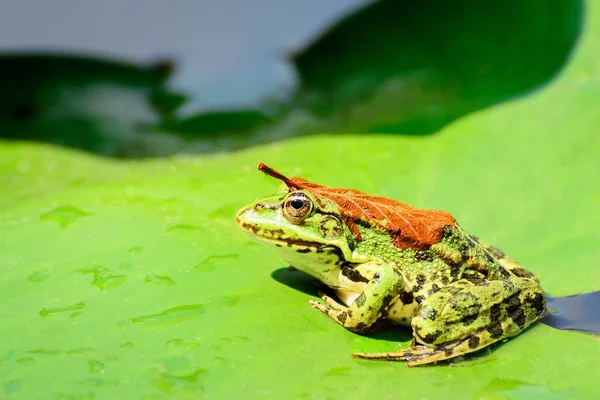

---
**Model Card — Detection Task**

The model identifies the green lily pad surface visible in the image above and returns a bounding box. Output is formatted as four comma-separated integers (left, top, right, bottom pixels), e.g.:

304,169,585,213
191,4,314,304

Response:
2,5,600,400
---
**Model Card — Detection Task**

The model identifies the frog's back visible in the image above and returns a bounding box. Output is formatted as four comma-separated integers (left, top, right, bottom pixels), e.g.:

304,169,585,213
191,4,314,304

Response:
432,225,537,282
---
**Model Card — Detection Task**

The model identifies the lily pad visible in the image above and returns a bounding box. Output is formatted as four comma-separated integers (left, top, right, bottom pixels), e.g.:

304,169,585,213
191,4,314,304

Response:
2,4,600,400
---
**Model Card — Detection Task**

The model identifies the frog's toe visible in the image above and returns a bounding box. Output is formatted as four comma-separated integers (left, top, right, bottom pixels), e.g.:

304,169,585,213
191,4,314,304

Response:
309,299,329,314
352,345,435,364
317,291,344,309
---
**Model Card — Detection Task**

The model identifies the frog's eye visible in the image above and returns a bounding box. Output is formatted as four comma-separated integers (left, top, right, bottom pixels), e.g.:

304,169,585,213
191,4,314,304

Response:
283,191,313,223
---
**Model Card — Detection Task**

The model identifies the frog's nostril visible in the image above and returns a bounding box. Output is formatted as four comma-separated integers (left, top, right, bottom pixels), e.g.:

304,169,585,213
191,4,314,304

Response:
255,203,265,210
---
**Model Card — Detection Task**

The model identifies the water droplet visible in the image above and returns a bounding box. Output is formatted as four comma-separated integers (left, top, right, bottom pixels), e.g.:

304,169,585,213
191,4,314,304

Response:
183,341,201,351
92,274,126,291
128,246,143,255
145,274,175,286
166,339,183,348
121,304,204,330
212,356,229,365
193,254,239,273
118,262,132,270
151,368,206,396
39,302,87,317
120,342,133,349
88,359,105,373
3,380,21,395
40,206,91,228
27,349,62,355
27,270,52,282
17,357,35,365
221,295,241,307
78,266,126,291
0,351,14,365
166,224,203,234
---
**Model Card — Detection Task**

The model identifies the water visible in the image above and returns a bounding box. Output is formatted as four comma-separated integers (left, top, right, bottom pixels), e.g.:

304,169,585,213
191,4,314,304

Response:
542,291,600,334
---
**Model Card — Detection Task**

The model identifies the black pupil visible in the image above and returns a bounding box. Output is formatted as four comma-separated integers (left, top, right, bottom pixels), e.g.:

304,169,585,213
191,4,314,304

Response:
290,198,305,210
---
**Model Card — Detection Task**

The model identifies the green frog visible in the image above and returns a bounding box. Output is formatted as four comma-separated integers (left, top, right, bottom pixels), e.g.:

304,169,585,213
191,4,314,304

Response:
235,163,547,366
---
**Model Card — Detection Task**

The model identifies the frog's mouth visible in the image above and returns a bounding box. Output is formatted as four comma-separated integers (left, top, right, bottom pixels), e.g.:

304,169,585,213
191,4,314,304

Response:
252,233,332,253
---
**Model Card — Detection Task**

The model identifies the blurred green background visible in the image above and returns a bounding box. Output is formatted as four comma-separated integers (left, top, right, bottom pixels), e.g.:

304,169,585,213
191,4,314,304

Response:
1,0,599,399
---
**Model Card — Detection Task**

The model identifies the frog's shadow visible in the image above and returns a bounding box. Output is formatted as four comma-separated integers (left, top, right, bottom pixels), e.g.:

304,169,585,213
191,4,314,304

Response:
271,267,413,343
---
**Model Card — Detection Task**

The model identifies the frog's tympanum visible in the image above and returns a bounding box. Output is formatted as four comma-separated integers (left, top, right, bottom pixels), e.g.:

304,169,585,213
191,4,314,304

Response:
235,163,547,366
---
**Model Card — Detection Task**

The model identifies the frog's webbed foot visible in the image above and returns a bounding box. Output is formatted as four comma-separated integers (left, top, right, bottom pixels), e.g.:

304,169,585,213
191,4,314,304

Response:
361,277,546,366
352,334,479,367
312,290,344,310
309,292,348,323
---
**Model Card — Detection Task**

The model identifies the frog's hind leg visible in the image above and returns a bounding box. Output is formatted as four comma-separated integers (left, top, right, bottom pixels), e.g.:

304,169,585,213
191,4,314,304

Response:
353,277,546,366
354,306,528,366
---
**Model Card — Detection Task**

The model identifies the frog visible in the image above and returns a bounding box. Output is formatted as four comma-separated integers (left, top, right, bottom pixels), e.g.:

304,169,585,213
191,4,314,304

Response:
235,163,547,366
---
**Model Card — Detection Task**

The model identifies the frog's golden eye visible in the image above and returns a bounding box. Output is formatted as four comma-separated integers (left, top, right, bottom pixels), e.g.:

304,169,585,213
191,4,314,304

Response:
283,191,313,223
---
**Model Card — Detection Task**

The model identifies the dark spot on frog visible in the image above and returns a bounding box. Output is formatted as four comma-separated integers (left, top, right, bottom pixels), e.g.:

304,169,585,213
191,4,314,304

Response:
415,295,425,304
441,275,450,285
449,262,462,278
381,295,395,311
399,291,414,305
459,244,470,260
470,235,480,242
414,252,434,262
296,247,311,253
487,245,506,259
271,229,285,237
467,336,480,349
275,243,282,247
504,292,521,315
484,252,495,264
490,303,502,322
526,293,546,315
341,266,369,283
466,237,476,249
416,274,427,285
488,323,505,339
354,293,367,308
461,314,478,326
443,347,455,357
429,284,440,295
318,215,343,239
420,329,442,344
337,312,348,324
354,322,369,333
512,308,526,329
240,222,259,235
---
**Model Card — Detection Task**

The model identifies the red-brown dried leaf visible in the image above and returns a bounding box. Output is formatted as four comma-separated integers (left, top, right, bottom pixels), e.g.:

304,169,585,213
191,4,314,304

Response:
258,163,456,250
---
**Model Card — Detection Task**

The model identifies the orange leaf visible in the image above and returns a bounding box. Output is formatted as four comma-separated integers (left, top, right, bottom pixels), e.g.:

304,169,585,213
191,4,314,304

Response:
258,163,456,250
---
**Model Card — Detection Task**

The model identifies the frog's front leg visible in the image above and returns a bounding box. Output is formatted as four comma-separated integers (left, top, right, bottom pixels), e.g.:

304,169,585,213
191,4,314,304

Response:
309,261,404,333
354,277,546,366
